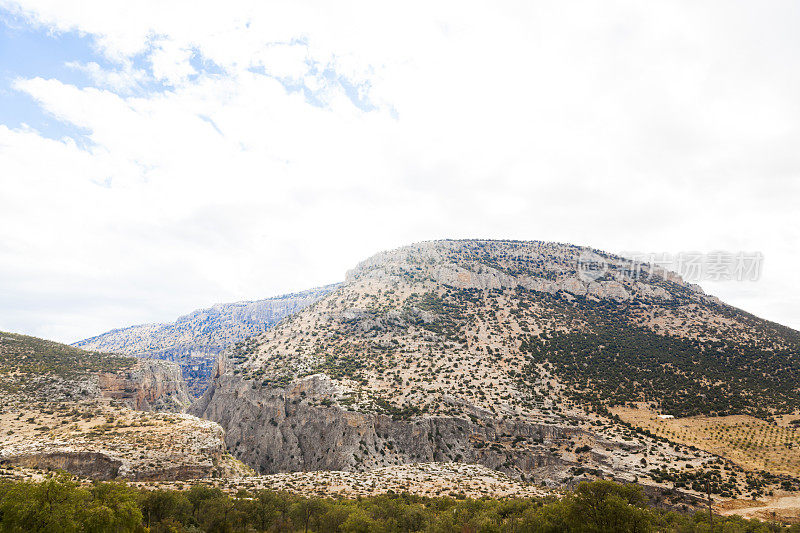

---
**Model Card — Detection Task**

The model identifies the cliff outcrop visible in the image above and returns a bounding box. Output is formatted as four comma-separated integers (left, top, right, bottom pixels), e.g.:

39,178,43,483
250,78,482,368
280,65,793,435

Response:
98,358,191,412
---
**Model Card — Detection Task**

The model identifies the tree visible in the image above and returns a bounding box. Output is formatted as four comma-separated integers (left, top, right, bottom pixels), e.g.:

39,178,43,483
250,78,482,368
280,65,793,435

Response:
341,508,376,533
0,473,87,532
140,488,191,530
82,481,142,533
290,497,326,533
247,490,280,531
565,480,652,533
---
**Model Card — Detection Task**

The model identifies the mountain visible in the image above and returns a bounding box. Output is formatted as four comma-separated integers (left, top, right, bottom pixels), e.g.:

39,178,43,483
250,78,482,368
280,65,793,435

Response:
192,239,800,496
74,284,339,396
0,331,248,481
6,239,800,505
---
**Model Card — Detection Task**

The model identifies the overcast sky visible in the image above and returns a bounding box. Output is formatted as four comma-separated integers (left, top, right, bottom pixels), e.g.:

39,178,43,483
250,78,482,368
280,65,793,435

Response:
1,1,798,344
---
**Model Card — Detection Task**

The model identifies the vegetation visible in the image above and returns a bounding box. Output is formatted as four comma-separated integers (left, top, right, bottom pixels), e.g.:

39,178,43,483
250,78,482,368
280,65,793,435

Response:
0,475,794,532
522,295,800,418
0,331,134,392
615,408,800,484
234,240,800,423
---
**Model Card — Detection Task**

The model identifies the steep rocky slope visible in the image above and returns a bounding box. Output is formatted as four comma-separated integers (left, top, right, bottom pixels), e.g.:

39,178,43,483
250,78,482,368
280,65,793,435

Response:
192,239,800,494
0,331,247,481
74,285,338,396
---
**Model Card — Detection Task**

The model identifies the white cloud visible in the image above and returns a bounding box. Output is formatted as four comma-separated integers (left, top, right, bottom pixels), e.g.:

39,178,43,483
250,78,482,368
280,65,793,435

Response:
0,0,799,342
65,60,147,92
149,38,196,86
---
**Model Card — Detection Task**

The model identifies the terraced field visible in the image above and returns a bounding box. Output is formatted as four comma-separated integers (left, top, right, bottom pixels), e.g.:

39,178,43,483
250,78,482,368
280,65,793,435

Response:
613,407,800,477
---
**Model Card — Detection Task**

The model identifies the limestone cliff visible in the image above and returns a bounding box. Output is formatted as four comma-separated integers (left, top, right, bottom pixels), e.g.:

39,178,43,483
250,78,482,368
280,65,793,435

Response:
196,374,579,482
98,358,192,412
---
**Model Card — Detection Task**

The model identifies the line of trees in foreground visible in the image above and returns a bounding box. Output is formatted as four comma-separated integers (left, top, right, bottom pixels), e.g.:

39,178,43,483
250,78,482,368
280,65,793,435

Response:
0,474,795,533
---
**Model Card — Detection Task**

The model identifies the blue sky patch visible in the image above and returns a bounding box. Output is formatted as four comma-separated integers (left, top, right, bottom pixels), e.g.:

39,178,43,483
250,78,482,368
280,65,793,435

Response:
0,12,103,145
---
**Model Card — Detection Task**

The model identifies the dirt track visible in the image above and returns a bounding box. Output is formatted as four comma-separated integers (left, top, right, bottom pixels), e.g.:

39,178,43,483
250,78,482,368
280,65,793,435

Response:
716,495,800,524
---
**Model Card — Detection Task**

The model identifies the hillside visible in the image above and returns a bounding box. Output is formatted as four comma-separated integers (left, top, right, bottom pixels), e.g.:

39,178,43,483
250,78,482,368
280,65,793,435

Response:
74,284,339,395
192,239,800,498
0,331,191,410
0,331,247,481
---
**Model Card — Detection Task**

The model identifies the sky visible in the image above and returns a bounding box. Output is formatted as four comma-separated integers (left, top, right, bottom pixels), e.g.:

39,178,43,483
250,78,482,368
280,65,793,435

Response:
1,1,798,344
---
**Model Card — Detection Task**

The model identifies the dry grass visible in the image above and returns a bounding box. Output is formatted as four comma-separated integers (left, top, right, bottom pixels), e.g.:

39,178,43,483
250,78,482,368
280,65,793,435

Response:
613,407,800,477
135,462,551,499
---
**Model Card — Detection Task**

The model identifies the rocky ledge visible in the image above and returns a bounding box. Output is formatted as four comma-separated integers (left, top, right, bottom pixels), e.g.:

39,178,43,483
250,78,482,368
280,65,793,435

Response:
0,405,249,481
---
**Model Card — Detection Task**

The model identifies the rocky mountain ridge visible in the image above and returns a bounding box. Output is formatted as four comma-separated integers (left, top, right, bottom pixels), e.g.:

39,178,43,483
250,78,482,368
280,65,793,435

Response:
74,284,339,395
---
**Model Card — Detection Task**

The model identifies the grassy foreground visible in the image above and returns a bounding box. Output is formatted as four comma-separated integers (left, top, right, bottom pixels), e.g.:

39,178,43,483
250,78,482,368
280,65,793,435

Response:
0,475,796,532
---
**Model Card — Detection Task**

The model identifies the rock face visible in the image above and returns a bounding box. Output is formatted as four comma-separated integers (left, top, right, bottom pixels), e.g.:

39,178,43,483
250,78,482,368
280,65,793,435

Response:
74,285,339,396
5,452,123,480
343,241,700,303
193,372,692,487
193,374,581,483
98,359,192,412
0,409,245,482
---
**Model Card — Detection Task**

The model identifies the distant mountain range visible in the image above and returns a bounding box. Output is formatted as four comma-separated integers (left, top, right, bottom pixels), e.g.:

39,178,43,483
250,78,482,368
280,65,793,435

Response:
73,284,340,395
